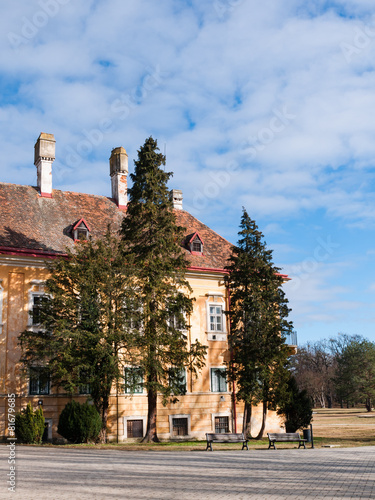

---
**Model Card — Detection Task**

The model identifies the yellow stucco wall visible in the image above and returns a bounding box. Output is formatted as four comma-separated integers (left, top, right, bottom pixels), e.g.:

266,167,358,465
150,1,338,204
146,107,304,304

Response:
0,257,285,441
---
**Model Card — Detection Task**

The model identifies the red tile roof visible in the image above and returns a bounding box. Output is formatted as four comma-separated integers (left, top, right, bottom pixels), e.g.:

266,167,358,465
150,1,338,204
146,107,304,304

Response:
0,183,234,272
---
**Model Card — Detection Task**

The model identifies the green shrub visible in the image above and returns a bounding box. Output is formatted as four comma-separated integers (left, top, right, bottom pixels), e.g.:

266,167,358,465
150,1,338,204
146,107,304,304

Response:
58,401,102,443
277,376,313,432
15,403,45,444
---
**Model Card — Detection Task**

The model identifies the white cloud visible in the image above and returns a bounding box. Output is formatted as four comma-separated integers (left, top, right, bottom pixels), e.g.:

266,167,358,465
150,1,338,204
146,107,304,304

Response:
1,1,375,344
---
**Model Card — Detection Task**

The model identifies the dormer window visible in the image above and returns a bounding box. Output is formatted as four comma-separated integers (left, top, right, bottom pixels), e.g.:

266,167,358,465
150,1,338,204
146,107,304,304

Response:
72,218,90,242
186,232,204,255
192,237,202,253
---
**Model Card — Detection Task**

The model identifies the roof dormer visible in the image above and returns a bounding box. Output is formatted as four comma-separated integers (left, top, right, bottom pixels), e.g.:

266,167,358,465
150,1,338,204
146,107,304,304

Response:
186,232,204,255
72,218,90,242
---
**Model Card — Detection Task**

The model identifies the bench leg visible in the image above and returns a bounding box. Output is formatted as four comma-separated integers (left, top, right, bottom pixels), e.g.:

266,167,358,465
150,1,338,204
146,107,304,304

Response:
298,442,306,449
242,441,249,450
268,441,276,450
206,442,213,451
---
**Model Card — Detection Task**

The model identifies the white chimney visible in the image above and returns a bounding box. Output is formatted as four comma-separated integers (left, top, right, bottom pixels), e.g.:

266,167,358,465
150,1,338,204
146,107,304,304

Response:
34,133,55,198
110,147,128,209
170,189,183,210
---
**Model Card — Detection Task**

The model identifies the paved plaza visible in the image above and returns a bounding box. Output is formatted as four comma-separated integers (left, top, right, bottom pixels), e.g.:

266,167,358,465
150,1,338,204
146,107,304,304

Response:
1,445,375,499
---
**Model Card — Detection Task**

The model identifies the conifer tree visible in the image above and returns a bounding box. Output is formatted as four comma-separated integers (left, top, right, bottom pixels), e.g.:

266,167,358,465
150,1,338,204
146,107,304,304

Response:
19,230,135,442
121,136,206,442
225,209,292,438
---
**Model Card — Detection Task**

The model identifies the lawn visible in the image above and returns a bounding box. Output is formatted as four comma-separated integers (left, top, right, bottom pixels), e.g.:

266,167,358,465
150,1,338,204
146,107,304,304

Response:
11,407,375,450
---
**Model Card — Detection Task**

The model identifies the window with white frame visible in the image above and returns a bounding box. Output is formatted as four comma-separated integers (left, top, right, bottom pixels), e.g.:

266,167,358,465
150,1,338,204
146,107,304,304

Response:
29,367,50,395
124,367,143,394
168,367,186,395
209,304,224,332
125,298,143,332
72,219,90,241
210,368,227,392
172,417,188,436
168,414,191,437
168,309,187,333
192,236,202,253
215,416,229,433
123,415,147,439
32,295,48,326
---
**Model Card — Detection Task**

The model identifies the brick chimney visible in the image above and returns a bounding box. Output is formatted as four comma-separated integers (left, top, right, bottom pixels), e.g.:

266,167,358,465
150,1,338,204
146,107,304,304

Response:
34,133,55,198
169,189,183,210
110,147,128,209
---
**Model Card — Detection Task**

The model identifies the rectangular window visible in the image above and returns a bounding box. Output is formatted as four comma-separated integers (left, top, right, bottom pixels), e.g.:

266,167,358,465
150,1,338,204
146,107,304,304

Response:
210,368,227,392
125,299,143,332
29,367,50,395
172,417,188,436
124,367,143,394
127,419,144,438
32,295,47,325
209,305,223,332
192,240,202,252
79,370,91,394
168,311,186,331
215,416,229,433
169,368,186,395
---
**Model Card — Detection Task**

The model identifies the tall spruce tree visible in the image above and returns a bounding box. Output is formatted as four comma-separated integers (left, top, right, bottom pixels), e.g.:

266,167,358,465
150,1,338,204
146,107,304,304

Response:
225,209,293,438
19,230,135,442
121,137,206,442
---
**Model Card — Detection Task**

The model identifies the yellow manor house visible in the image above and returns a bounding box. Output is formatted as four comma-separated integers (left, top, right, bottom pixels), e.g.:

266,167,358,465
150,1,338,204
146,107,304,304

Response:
0,133,296,442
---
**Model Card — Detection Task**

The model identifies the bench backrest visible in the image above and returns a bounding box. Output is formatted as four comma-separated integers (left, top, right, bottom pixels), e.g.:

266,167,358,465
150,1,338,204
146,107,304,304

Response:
267,432,301,441
206,433,245,442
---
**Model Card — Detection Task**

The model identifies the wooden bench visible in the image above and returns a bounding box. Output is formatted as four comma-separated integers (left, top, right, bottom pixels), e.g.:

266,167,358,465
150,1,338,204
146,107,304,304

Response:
267,432,307,450
206,432,249,451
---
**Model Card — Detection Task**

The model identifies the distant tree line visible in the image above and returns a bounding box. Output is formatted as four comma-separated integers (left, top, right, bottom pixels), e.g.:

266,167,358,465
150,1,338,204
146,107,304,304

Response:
291,334,375,411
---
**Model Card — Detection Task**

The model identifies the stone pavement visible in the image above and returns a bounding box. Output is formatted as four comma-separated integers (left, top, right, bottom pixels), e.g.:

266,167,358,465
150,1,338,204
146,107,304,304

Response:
1,445,375,500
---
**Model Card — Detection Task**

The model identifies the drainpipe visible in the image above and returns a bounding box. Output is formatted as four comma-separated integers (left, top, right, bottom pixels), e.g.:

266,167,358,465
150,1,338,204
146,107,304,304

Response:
227,284,237,433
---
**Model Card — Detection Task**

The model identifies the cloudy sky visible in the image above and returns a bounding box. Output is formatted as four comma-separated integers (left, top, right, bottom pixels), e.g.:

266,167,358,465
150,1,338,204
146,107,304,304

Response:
1,0,375,345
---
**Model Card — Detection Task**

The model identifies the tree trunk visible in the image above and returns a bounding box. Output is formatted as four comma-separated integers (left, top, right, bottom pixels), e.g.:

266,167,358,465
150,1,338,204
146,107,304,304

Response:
255,400,267,440
365,398,372,412
242,402,253,439
142,386,159,442
98,405,108,443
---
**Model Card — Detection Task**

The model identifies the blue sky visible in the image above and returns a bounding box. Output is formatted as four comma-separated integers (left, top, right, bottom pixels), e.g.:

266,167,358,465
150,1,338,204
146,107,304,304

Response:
1,0,375,345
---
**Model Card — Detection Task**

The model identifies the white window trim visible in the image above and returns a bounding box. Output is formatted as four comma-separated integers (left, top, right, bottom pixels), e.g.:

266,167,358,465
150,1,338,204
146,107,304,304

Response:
167,311,188,337
123,415,147,438
210,367,229,393
211,412,231,433
28,281,46,329
168,414,191,437
205,296,226,334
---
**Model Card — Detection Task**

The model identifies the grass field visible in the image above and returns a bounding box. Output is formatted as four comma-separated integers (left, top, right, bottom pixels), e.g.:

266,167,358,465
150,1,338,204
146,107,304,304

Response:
11,408,375,450
309,407,375,448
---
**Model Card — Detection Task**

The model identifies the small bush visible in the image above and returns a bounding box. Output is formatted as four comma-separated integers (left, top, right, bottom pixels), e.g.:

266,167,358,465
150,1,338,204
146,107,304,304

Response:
58,401,102,443
15,403,45,444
